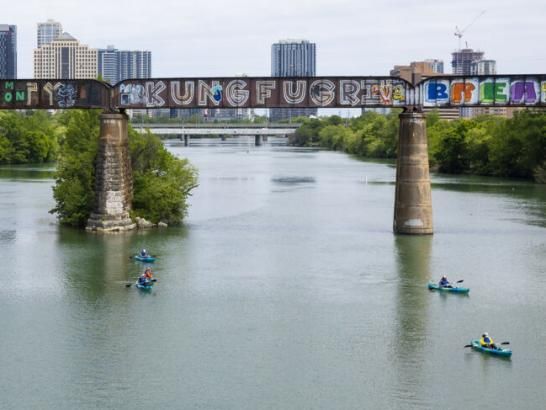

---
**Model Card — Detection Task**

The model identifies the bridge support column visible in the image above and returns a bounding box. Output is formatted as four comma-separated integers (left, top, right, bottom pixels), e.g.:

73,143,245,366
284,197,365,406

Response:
86,113,136,232
263,135,268,142
393,111,433,235
255,135,262,146
184,135,189,147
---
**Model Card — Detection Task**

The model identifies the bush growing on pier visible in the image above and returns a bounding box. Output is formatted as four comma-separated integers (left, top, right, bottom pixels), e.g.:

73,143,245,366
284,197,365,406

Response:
50,110,198,227
129,128,198,224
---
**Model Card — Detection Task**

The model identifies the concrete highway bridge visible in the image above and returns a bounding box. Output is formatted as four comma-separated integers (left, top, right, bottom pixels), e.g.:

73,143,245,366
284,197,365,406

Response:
135,123,300,145
1,74,545,234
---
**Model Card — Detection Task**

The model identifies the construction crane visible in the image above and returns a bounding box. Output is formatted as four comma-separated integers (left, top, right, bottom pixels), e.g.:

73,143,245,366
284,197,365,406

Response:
454,10,486,50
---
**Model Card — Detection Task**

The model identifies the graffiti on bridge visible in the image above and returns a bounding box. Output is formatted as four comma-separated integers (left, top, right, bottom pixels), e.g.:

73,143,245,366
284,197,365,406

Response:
0,75,545,110
422,76,546,106
113,78,412,109
0,80,109,109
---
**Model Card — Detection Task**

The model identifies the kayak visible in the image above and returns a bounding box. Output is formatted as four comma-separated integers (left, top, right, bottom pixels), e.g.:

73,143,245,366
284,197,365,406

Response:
135,281,154,290
134,255,156,262
428,282,469,294
471,340,512,357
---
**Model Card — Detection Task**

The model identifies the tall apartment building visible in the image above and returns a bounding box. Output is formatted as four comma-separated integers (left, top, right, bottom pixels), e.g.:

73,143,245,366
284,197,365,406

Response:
470,59,496,75
451,48,484,75
37,19,62,47
98,46,151,84
0,24,17,79
270,39,317,121
33,32,97,79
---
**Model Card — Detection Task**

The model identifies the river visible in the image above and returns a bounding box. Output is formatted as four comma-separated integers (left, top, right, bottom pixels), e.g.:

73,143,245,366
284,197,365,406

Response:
1,137,545,409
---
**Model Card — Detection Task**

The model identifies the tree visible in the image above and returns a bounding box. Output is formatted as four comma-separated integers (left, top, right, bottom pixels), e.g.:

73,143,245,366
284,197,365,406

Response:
51,110,198,227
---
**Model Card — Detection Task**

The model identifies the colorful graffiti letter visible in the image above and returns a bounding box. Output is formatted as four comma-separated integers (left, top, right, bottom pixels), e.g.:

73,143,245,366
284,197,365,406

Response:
480,80,509,104
510,80,539,104
450,80,478,105
424,80,449,106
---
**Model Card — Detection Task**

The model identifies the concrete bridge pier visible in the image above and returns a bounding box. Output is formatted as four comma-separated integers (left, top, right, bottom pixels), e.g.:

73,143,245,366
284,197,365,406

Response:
255,135,262,146
86,112,136,232
263,135,268,142
393,111,433,235
184,135,189,146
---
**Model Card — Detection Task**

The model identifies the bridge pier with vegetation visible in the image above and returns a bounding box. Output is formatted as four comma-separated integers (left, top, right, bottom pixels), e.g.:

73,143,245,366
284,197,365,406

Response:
86,113,136,232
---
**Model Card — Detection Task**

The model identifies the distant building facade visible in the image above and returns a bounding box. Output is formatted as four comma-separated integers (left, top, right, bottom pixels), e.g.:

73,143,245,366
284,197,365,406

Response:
270,39,317,121
33,32,97,79
37,19,62,47
451,48,484,75
98,46,151,84
0,24,17,79
470,59,496,75
390,58,444,84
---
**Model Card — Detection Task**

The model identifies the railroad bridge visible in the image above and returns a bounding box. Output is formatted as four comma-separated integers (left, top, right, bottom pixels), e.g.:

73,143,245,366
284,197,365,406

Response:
1,75,545,233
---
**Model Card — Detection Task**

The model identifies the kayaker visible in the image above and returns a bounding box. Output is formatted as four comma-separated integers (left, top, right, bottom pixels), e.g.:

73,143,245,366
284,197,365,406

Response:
479,332,498,349
137,273,149,286
144,267,153,279
140,249,148,257
439,275,452,288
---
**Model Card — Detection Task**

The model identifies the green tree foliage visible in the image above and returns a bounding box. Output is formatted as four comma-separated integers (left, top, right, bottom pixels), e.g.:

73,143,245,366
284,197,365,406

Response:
50,110,101,227
291,109,546,182
291,111,399,158
129,128,198,224
51,110,198,227
0,111,58,164
429,110,546,181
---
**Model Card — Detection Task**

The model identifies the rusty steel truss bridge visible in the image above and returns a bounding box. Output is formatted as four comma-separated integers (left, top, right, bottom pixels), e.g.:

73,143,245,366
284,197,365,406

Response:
1,74,544,234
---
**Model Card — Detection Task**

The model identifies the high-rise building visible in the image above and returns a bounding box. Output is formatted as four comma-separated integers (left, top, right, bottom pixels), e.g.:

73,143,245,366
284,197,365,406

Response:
118,50,151,81
270,39,317,121
451,48,484,75
470,59,496,75
37,19,62,47
98,46,151,84
0,24,17,79
33,32,97,79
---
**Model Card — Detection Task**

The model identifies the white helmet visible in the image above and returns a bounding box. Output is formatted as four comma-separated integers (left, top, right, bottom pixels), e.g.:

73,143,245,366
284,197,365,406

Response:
482,332,489,337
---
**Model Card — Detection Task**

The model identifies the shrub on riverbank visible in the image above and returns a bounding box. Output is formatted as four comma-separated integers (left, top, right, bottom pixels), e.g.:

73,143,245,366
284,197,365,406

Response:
50,110,198,227
290,109,546,182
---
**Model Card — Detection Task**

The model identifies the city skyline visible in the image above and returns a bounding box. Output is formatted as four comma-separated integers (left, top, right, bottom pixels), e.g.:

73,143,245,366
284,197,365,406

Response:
1,0,544,80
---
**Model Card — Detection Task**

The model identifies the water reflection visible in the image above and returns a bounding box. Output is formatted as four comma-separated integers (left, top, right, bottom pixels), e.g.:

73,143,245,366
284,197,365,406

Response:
0,164,55,180
392,235,433,405
56,227,135,298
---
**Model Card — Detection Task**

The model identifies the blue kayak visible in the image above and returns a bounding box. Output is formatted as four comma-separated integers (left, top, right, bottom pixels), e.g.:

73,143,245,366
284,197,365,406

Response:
135,281,153,290
471,340,512,357
134,255,157,262
428,282,469,294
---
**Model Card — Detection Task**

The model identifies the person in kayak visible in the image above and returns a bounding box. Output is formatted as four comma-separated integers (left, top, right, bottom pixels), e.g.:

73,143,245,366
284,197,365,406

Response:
144,267,153,279
140,249,149,257
479,332,498,349
137,273,150,286
439,275,452,288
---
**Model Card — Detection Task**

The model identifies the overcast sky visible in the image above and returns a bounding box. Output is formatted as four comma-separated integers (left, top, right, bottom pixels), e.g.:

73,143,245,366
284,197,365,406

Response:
5,0,546,79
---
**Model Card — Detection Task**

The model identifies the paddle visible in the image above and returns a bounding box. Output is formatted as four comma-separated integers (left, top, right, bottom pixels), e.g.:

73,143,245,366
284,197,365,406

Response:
464,341,510,348
125,278,157,287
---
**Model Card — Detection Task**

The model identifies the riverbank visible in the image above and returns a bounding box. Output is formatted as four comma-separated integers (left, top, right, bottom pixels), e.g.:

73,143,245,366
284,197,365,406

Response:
290,110,546,183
